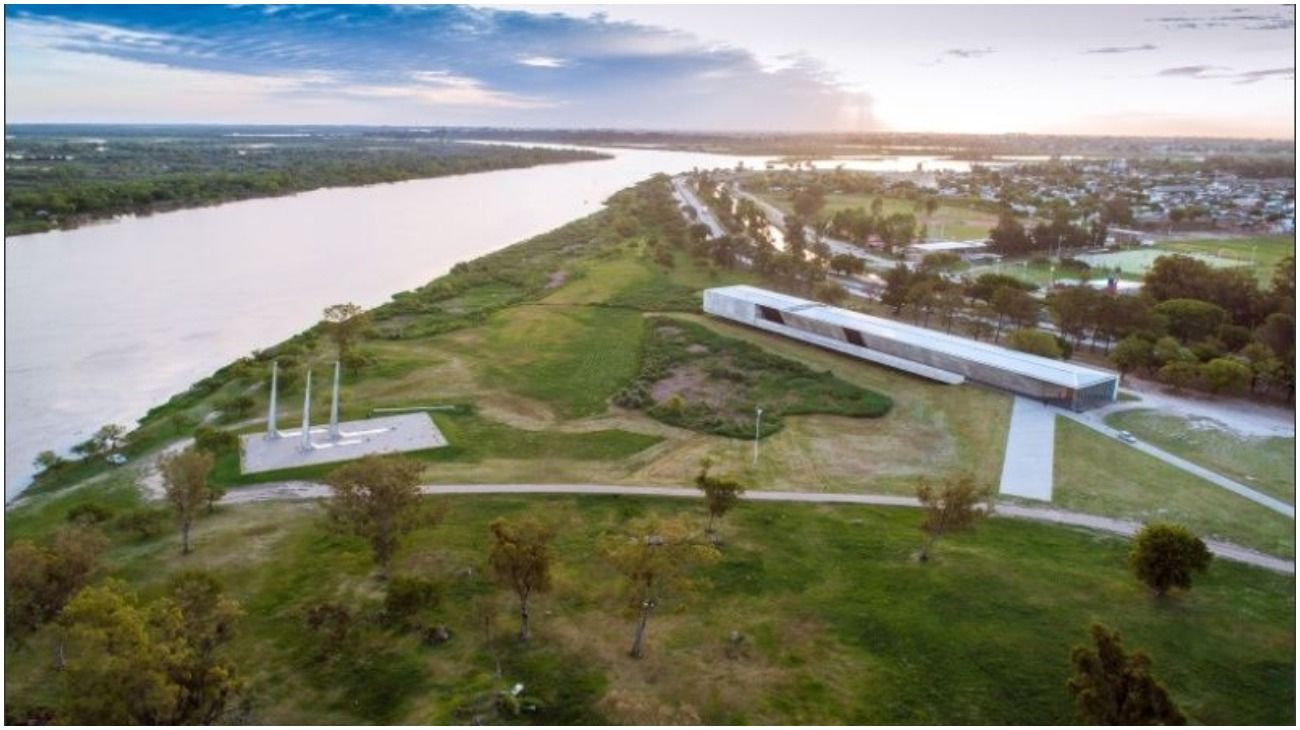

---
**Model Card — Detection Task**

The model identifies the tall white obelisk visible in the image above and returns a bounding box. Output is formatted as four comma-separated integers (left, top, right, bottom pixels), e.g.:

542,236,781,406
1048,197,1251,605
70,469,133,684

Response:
300,369,313,452
329,361,342,441
265,361,279,440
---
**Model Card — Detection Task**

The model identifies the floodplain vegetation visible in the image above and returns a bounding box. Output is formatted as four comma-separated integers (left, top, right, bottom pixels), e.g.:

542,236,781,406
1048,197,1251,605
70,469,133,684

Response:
6,176,1294,725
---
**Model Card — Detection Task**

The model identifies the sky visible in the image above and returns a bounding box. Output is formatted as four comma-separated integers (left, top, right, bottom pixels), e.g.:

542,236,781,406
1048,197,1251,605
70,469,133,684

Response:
4,4,1295,138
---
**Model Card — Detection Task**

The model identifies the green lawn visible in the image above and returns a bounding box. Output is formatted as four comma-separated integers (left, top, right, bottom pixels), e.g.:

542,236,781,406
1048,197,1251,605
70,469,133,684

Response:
1104,409,1295,505
764,192,999,241
5,488,1293,724
1053,417,1295,557
1156,235,1294,284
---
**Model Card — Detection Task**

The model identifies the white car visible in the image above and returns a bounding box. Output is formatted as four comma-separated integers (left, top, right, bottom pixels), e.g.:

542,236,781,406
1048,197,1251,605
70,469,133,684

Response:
106,452,128,465
1116,430,1137,444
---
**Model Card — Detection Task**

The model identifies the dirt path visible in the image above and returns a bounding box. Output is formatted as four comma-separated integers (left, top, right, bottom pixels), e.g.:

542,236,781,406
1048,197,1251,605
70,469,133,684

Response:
1109,379,1295,439
206,481,1293,574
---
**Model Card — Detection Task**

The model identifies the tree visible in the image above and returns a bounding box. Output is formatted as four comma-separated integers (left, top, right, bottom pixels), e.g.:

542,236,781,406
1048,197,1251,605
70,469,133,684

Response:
1256,312,1295,357
881,264,913,314
164,571,244,723
326,455,435,579
991,286,1038,342
321,302,370,359
1157,360,1199,392
161,447,215,555
487,517,555,642
1129,523,1212,597
57,577,243,724
1048,286,1101,347
694,460,746,533
914,473,994,561
1199,358,1251,395
1007,328,1064,359
1152,299,1227,343
1067,623,1186,725
600,516,719,659
5,528,107,637
93,424,129,455
1111,336,1153,384
829,253,865,276
34,449,67,475
791,184,826,219
988,212,1032,255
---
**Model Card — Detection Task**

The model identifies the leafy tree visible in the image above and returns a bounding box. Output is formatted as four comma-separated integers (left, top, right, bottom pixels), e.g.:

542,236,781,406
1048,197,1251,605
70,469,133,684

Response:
988,212,1032,255
33,450,67,475
600,516,720,659
967,272,1035,302
828,253,865,276
990,286,1039,342
1067,623,1186,725
168,412,197,435
325,455,436,579
694,460,746,533
217,394,255,420
1271,253,1295,302
164,571,245,723
1199,357,1251,395
193,426,238,455
5,528,107,637
1152,299,1227,343
791,184,826,219
1151,336,1192,367
488,517,555,642
321,302,370,359
1048,285,1101,347
915,473,994,562
1111,336,1153,384
881,264,913,314
1007,328,1064,359
93,424,129,455
56,577,243,724
1129,523,1212,597
1255,312,1295,357
1157,360,1199,392
162,447,215,555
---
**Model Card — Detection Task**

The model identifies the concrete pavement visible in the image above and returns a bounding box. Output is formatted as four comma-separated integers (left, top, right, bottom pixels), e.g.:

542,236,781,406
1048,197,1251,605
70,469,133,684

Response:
998,397,1056,501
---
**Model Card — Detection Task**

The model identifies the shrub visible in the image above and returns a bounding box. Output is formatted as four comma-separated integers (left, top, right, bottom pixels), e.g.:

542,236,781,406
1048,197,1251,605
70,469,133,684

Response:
66,502,115,526
110,506,171,540
1129,522,1212,596
194,426,239,455
383,577,441,629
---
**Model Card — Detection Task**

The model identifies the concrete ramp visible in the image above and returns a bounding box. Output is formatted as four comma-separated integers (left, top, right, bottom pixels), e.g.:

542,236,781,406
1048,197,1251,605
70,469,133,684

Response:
998,396,1056,501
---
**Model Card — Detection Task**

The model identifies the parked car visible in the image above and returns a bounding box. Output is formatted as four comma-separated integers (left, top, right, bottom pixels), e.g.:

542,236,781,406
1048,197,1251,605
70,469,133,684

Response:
1116,430,1137,444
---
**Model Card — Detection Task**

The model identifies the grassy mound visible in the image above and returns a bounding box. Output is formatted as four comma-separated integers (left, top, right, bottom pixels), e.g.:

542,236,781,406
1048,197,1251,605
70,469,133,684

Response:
615,316,892,438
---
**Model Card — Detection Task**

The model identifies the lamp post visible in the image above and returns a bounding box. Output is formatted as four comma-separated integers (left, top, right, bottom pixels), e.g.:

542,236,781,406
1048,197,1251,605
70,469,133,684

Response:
752,407,764,466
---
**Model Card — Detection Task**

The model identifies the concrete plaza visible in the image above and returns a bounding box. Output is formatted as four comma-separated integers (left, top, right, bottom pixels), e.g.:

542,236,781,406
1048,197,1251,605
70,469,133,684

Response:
240,412,447,475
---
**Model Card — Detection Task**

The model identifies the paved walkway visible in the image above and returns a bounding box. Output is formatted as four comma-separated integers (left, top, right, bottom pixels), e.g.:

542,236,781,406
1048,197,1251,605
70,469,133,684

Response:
1056,408,1296,518
200,481,1293,574
998,397,1056,501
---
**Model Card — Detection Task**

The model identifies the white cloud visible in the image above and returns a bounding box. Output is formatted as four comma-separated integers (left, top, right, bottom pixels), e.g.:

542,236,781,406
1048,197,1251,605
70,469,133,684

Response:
518,55,566,68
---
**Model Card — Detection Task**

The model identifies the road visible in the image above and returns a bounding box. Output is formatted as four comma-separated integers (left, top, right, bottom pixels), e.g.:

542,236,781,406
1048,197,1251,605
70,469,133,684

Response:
175,480,1293,574
1055,407,1296,518
670,176,727,239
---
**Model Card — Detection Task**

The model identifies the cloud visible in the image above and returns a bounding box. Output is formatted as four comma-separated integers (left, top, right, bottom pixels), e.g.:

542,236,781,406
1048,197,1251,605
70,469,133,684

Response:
942,47,995,59
1084,43,1156,54
1148,8,1295,31
3,5,877,130
1159,65,1226,78
518,56,566,68
1158,65,1295,84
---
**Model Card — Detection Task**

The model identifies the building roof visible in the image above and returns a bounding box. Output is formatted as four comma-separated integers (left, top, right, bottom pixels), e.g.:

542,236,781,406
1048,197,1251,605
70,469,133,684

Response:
906,240,988,253
708,285,1118,390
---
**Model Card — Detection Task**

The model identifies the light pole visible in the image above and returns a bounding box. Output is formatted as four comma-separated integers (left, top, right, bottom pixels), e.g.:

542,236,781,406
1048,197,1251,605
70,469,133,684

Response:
752,407,764,466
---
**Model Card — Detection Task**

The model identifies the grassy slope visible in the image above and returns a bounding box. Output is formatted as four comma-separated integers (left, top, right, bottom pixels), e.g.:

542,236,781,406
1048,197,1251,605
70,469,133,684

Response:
1105,409,1295,506
1053,418,1295,557
5,494,1294,725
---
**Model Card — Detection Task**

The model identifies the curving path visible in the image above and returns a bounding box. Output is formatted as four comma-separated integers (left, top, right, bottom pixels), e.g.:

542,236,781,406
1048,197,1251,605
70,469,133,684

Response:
195,480,1294,574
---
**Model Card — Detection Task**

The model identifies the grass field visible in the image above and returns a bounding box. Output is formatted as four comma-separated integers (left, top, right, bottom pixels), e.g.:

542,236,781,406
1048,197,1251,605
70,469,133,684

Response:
5,490,1293,724
1053,418,1295,557
1104,409,1295,505
766,192,999,241
1156,235,1294,284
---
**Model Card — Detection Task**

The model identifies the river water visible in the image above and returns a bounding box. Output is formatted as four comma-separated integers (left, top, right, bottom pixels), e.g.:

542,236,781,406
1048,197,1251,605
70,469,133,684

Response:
3,144,971,499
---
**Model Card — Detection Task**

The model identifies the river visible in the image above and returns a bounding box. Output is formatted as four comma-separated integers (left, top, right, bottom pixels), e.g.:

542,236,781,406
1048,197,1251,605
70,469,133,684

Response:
3,143,969,499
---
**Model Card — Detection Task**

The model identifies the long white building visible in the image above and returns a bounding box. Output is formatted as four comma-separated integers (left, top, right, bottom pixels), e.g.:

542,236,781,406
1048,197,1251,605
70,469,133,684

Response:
703,285,1118,411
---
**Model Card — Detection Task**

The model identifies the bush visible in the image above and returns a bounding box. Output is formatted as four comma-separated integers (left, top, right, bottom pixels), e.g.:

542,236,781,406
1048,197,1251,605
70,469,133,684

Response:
1129,523,1212,596
1200,357,1251,395
110,506,171,540
194,427,239,455
66,502,115,526
1006,329,1064,359
383,577,441,629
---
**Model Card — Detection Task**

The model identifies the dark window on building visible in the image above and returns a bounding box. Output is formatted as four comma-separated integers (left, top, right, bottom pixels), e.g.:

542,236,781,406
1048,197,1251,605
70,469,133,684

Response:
843,328,865,347
758,305,785,324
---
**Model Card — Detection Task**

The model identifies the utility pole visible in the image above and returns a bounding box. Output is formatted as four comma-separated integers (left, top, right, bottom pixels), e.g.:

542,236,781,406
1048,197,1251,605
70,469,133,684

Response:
752,407,764,466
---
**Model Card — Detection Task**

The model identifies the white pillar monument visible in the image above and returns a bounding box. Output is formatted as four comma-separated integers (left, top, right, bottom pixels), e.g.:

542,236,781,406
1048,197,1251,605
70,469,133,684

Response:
329,360,341,441
300,369,313,452
265,361,279,440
